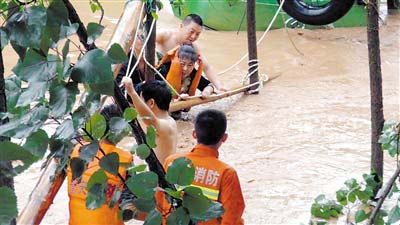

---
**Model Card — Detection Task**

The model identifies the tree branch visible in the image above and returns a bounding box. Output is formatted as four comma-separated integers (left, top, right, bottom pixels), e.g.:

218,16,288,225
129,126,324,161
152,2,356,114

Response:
367,166,400,224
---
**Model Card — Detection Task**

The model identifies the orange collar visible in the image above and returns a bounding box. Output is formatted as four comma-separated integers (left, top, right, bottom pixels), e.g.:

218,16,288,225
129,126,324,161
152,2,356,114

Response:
191,144,219,158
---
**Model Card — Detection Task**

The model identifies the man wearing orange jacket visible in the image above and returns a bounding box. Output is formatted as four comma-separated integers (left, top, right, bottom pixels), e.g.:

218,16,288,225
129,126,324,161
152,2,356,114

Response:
67,104,133,225
163,109,245,224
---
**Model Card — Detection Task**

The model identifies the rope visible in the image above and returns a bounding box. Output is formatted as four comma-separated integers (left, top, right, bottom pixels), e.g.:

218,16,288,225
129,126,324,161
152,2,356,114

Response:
242,59,269,94
217,0,286,76
125,3,145,78
142,49,180,96
126,15,156,79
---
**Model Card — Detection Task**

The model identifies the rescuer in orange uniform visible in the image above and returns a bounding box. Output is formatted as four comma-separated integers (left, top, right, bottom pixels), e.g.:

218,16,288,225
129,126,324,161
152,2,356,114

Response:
67,104,133,225
162,109,245,224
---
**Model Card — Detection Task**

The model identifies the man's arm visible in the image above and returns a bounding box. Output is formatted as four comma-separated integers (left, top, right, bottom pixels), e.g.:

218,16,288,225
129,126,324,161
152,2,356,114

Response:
219,168,245,225
193,43,228,91
122,77,159,128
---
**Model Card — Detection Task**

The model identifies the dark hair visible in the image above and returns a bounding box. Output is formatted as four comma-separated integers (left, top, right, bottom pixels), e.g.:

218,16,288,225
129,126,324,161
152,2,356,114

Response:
183,14,203,27
136,80,172,111
100,104,123,139
194,109,227,146
178,44,197,63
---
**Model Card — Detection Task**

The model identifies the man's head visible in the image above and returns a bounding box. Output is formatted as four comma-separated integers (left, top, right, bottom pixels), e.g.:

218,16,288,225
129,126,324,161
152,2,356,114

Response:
100,103,124,143
180,14,203,43
178,44,197,78
194,109,228,147
136,80,172,111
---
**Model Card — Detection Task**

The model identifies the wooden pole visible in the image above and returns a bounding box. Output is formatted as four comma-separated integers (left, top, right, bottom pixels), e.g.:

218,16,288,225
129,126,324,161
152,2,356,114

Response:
17,159,66,225
246,0,259,93
0,26,17,225
144,0,156,81
169,82,267,112
367,0,384,183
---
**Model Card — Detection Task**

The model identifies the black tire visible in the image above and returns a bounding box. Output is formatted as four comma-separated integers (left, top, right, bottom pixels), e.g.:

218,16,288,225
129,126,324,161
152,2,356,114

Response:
277,0,356,26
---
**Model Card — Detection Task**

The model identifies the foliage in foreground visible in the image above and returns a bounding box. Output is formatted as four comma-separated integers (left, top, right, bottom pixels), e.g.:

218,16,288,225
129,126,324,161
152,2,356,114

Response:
310,121,400,224
0,0,223,224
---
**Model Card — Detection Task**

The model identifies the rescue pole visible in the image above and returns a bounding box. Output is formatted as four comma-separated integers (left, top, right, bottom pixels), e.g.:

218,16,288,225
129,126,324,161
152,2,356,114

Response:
246,0,259,94
16,2,144,224
17,159,66,225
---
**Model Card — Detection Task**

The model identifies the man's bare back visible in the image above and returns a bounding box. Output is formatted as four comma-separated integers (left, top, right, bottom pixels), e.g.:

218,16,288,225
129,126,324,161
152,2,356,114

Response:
122,78,177,164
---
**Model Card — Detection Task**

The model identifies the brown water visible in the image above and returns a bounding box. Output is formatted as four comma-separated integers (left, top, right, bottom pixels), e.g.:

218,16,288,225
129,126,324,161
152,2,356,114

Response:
11,1,400,224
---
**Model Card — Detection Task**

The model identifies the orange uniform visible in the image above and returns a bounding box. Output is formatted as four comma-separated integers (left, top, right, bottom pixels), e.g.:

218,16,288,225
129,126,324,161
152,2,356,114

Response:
162,144,245,225
67,141,133,225
157,46,204,97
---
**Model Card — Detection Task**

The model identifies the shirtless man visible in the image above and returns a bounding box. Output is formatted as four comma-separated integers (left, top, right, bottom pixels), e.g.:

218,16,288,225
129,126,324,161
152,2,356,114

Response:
122,78,177,164
156,14,228,91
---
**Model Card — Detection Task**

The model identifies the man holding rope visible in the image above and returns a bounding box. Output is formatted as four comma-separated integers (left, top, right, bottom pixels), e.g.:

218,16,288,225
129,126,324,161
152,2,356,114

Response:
155,14,228,92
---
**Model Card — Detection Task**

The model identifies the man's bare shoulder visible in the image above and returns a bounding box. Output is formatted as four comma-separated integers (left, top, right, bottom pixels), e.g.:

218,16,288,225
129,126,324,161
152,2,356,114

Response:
156,116,177,135
157,29,174,42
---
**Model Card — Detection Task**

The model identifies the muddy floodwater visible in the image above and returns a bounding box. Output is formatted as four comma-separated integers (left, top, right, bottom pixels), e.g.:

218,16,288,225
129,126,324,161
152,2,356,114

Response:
10,1,399,224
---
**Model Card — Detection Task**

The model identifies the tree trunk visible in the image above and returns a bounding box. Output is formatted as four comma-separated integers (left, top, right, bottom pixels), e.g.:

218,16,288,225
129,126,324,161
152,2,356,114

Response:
0,28,17,225
387,0,399,10
144,0,156,81
367,0,384,183
246,0,259,93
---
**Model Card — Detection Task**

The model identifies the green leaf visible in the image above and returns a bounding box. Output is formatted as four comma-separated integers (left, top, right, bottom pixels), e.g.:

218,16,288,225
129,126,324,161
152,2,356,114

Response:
86,183,106,210
12,50,58,82
62,39,70,61
87,169,108,190
0,187,18,225
90,1,101,12
107,117,130,144
5,6,46,48
99,152,120,176
86,169,108,209
190,200,225,223
0,105,48,138
53,119,75,141
182,186,214,216
166,207,190,225
126,171,158,199
151,11,158,20
166,157,195,186
87,22,105,45
355,209,368,223
69,157,86,180
79,142,99,163
0,141,37,172
0,27,9,50
144,209,162,225
388,205,400,224
336,189,348,205
136,144,150,160
23,129,48,158
46,0,68,42
71,106,89,130
71,49,114,95
107,43,128,64
164,188,183,199
109,189,121,208
85,113,106,140
133,197,156,213
49,81,79,118
123,108,138,121
81,91,101,115
127,164,147,173
59,23,79,39
146,125,157,148
16,81,49,107
49,137,74,157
